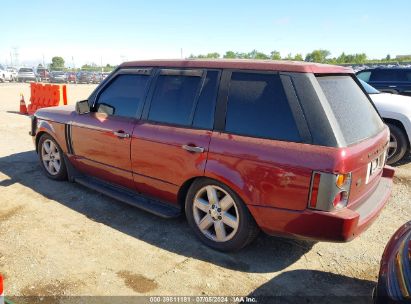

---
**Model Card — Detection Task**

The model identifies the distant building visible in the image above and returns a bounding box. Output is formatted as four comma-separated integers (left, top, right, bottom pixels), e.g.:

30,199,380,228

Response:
396,55,411,59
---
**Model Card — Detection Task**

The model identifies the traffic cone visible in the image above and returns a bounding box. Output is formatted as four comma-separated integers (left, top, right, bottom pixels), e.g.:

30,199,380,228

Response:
0,274,4,304
19,94,28,115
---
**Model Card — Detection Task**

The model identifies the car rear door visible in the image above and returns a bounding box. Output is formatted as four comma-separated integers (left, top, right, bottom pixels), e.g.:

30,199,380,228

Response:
130,69,220,204
70,69,152,189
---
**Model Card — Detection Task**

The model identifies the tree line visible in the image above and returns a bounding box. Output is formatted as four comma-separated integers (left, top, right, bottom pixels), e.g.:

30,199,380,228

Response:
189,49,411,65
45,56,117,72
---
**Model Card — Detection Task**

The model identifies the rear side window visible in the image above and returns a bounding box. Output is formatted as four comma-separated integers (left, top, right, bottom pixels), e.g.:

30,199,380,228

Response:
357,71,371,82
96,74,150,118
370,70,407,82
192,71,220,129
225,72,301,142
317,76,384,145
148,73,202,126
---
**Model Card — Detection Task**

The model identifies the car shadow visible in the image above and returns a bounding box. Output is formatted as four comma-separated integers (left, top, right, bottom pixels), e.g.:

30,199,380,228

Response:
0,151,315,273
248,269,375,304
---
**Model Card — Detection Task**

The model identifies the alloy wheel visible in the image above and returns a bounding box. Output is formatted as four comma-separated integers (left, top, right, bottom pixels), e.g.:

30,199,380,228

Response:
192,185,239,242
41,139,61,175
388,133,398,160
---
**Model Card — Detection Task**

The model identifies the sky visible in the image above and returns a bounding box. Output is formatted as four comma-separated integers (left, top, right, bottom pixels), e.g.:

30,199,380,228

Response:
1,0,410,67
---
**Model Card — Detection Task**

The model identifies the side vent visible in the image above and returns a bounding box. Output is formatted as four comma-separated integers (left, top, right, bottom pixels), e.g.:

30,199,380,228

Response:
65,124,74,154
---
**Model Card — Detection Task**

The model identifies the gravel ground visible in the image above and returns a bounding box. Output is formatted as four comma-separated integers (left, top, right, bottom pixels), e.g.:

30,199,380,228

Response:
0,82,410,303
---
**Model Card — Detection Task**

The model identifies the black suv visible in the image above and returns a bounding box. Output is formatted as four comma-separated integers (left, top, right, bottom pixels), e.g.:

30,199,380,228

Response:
356,68,411,96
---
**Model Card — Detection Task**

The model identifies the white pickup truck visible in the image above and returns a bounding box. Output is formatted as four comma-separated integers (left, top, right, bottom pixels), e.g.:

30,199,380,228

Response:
360,79,411,164
0,64,13,82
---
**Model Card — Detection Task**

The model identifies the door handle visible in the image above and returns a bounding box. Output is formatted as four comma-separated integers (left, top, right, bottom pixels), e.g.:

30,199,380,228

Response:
113,130,130,138
182,145,204,153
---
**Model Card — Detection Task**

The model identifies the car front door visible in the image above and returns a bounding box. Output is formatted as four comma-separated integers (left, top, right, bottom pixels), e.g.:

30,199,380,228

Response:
130,69,220,205
70,69,152,189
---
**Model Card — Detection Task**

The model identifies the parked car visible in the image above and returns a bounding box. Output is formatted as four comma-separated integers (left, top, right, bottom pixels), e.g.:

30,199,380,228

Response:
0,64,13,82
91,72,103,84
49,71,67,83
17,67,38,82
66,72,77,83
374,221,411,303
359,79,411,164
357,68,411,96
36,67,50,82
76,71,93,84
6,67,18,81
30,59,394,251
102,72,111,80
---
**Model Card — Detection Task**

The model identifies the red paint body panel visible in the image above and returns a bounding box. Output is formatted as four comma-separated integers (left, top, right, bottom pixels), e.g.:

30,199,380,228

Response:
70,112,135,189
131,122,210,205
121,59,353,74
248,171,393,241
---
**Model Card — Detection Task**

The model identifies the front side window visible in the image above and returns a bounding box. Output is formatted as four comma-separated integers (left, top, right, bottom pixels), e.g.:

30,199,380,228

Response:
224,72,301,142
95,74,150,118
148,73,202,126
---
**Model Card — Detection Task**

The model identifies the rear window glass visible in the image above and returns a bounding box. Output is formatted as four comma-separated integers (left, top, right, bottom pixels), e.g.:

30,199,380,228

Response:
317,76,384,145
19,68,32,72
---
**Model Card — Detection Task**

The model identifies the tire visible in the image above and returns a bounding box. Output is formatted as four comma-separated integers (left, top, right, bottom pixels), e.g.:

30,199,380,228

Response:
37,134,68,181
386,123,408,165
185,178,259,252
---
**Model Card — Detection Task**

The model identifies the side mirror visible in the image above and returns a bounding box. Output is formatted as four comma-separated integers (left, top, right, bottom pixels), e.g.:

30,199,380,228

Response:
75,100,90,114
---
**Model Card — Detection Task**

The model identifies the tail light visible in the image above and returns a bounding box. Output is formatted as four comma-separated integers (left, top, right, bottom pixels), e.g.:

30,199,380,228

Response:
308,172,352,211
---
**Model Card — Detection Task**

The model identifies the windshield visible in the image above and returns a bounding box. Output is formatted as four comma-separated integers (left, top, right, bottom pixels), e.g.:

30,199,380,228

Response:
19,68,33,72
358,79,380,94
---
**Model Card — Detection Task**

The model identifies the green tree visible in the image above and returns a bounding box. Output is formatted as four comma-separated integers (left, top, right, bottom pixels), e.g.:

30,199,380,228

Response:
284,53,293,60
189,52,220,59
50,56,65,70
270,51,281,60
386,54,391,61
336,52,347,64
305,49,331,63
293,53,304,61
248,50,269,59
223,51,236,59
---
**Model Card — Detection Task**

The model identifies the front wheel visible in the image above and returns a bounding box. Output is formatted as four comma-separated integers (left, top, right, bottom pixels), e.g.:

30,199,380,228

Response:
185,178,259,252
38,134,68,180
386,123,408,165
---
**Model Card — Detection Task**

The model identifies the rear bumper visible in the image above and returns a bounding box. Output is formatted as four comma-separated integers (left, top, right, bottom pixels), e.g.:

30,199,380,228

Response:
249,166,394,242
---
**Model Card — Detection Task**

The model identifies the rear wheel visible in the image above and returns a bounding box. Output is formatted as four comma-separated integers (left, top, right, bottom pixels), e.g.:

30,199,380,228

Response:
38,134,67,180
185,178,259,252
386,123,408,165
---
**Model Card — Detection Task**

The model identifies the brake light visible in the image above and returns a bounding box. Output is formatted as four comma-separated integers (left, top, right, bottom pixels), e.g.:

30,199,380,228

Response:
308,172,352,211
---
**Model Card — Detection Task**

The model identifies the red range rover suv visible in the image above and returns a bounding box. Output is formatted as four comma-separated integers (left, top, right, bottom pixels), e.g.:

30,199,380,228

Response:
30,59,394,251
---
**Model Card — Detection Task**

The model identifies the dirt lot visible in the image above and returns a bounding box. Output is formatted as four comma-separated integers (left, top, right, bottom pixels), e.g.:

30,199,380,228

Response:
0,82,410,302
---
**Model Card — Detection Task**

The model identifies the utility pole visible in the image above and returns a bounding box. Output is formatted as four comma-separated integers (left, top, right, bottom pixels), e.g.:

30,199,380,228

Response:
42,54,45,67
10,52,13,66
181,48,183,59
12,47,19,66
